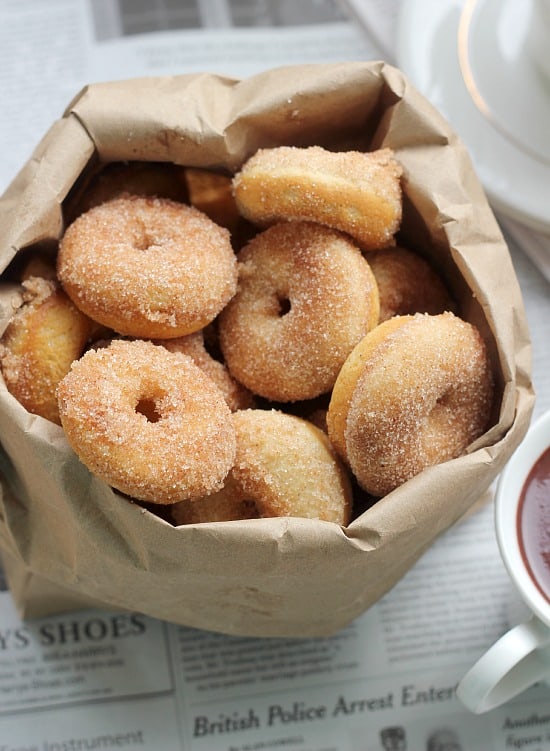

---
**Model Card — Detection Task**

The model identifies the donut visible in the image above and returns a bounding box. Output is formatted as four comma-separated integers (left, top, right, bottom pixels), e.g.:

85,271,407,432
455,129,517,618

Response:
367,245,455,322
0,277,97,424
219,221,380,402
57,194,237,339
172,476,260,524
158,330,255,412
56,339,236,504
173,409,352,525
65,161,188,221
184,168,242,232
327,312,494,496
232,145,403,250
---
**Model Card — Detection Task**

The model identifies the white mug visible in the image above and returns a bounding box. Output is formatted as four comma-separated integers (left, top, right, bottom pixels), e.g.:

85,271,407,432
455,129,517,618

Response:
456,409,550,713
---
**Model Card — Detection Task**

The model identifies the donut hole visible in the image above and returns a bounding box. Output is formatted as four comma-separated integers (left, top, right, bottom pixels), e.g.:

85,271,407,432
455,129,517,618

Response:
426,393,454,429
276,295,291,317
422,390,463,462
135,397,162,423
134,231,155,252
132,218,160,252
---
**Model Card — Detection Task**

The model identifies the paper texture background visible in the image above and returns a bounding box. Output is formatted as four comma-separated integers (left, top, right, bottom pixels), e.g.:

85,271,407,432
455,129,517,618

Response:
0,62,535,638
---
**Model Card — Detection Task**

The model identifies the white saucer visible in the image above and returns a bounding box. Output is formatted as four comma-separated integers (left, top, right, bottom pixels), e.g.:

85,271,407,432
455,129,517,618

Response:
397,0,550,233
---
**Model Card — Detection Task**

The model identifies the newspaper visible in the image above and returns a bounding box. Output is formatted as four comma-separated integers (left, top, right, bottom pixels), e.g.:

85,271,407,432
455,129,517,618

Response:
1,1,550,748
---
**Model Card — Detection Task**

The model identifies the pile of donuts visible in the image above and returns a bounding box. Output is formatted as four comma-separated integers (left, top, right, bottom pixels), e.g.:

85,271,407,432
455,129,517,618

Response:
0,145,494,527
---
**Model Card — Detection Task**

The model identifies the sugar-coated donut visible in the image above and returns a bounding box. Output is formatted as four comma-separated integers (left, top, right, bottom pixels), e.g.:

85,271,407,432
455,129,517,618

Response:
0,277,97,424
65,161,188,221
233,145,403,250
219,221,380,402
57,195,237,339
327,312,494,496
368,245,455,322
158,330,255,412
57,339,236,504
173,409,352,525
172,476,260,524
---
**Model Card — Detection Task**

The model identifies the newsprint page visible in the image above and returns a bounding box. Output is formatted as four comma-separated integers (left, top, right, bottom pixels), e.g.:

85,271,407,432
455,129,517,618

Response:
1,1,550,749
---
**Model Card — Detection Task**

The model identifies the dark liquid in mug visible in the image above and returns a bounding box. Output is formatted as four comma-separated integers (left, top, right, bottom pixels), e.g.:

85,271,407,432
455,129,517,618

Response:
517,445,550,603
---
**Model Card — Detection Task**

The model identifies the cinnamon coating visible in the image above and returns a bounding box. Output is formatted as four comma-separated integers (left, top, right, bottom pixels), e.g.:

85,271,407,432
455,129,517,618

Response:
327,313,494,496
219,221,379,402
57,339,236,504
233,145,403,250
173,409,352,525
57,195,237,339
368,245,455,322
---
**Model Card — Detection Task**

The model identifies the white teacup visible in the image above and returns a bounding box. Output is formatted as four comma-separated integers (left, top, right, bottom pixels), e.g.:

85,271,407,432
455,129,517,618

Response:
528,0,550,86
456,409,550,713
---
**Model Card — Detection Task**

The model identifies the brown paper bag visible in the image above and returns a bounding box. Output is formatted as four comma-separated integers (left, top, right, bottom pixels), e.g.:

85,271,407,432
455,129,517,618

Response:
0,62,534,638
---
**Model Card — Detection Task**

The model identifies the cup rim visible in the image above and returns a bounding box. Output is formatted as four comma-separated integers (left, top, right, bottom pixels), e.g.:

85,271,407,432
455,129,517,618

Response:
495,408,550,626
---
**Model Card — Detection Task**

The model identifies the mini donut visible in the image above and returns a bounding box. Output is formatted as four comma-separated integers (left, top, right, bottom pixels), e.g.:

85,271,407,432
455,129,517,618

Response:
57,339,236,504
232,145,403,250
184,168,242,232
172,476,260,524
158,330,255,412
0,277,97,424
367,245,455,322
173,409,352,525
327,312,494,496
65,161,188,221
57,194,237,339
219,221,380,402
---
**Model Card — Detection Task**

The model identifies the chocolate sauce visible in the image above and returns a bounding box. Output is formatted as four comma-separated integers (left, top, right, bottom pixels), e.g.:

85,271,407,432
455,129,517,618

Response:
517,445,550,603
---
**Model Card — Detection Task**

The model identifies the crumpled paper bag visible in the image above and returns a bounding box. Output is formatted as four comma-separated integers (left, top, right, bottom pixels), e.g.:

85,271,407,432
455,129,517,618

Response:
0,62,534,638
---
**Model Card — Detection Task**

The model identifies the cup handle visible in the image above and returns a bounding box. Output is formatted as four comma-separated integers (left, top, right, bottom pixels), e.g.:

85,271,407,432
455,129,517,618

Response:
456,616,550,713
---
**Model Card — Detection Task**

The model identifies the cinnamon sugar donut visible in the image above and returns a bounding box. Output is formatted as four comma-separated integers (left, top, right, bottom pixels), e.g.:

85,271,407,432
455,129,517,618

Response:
172,476,260,524
0,277,97,424
158,330,255,412
173,409,352,525
368,245,454,322
65,161,188,221
219,221,380,402
57,195,237,339
57,339,236,504
233,145,403,250
327,312,494,496
185,168,242,232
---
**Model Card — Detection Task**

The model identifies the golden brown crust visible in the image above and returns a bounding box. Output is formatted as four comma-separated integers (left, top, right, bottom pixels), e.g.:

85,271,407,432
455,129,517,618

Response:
57,195,237,339
57,339,236,504
328,313,494,496
219,221,379,402
327,316,411,461
0,277,97,424
368,245,455,322
233,145,403,250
